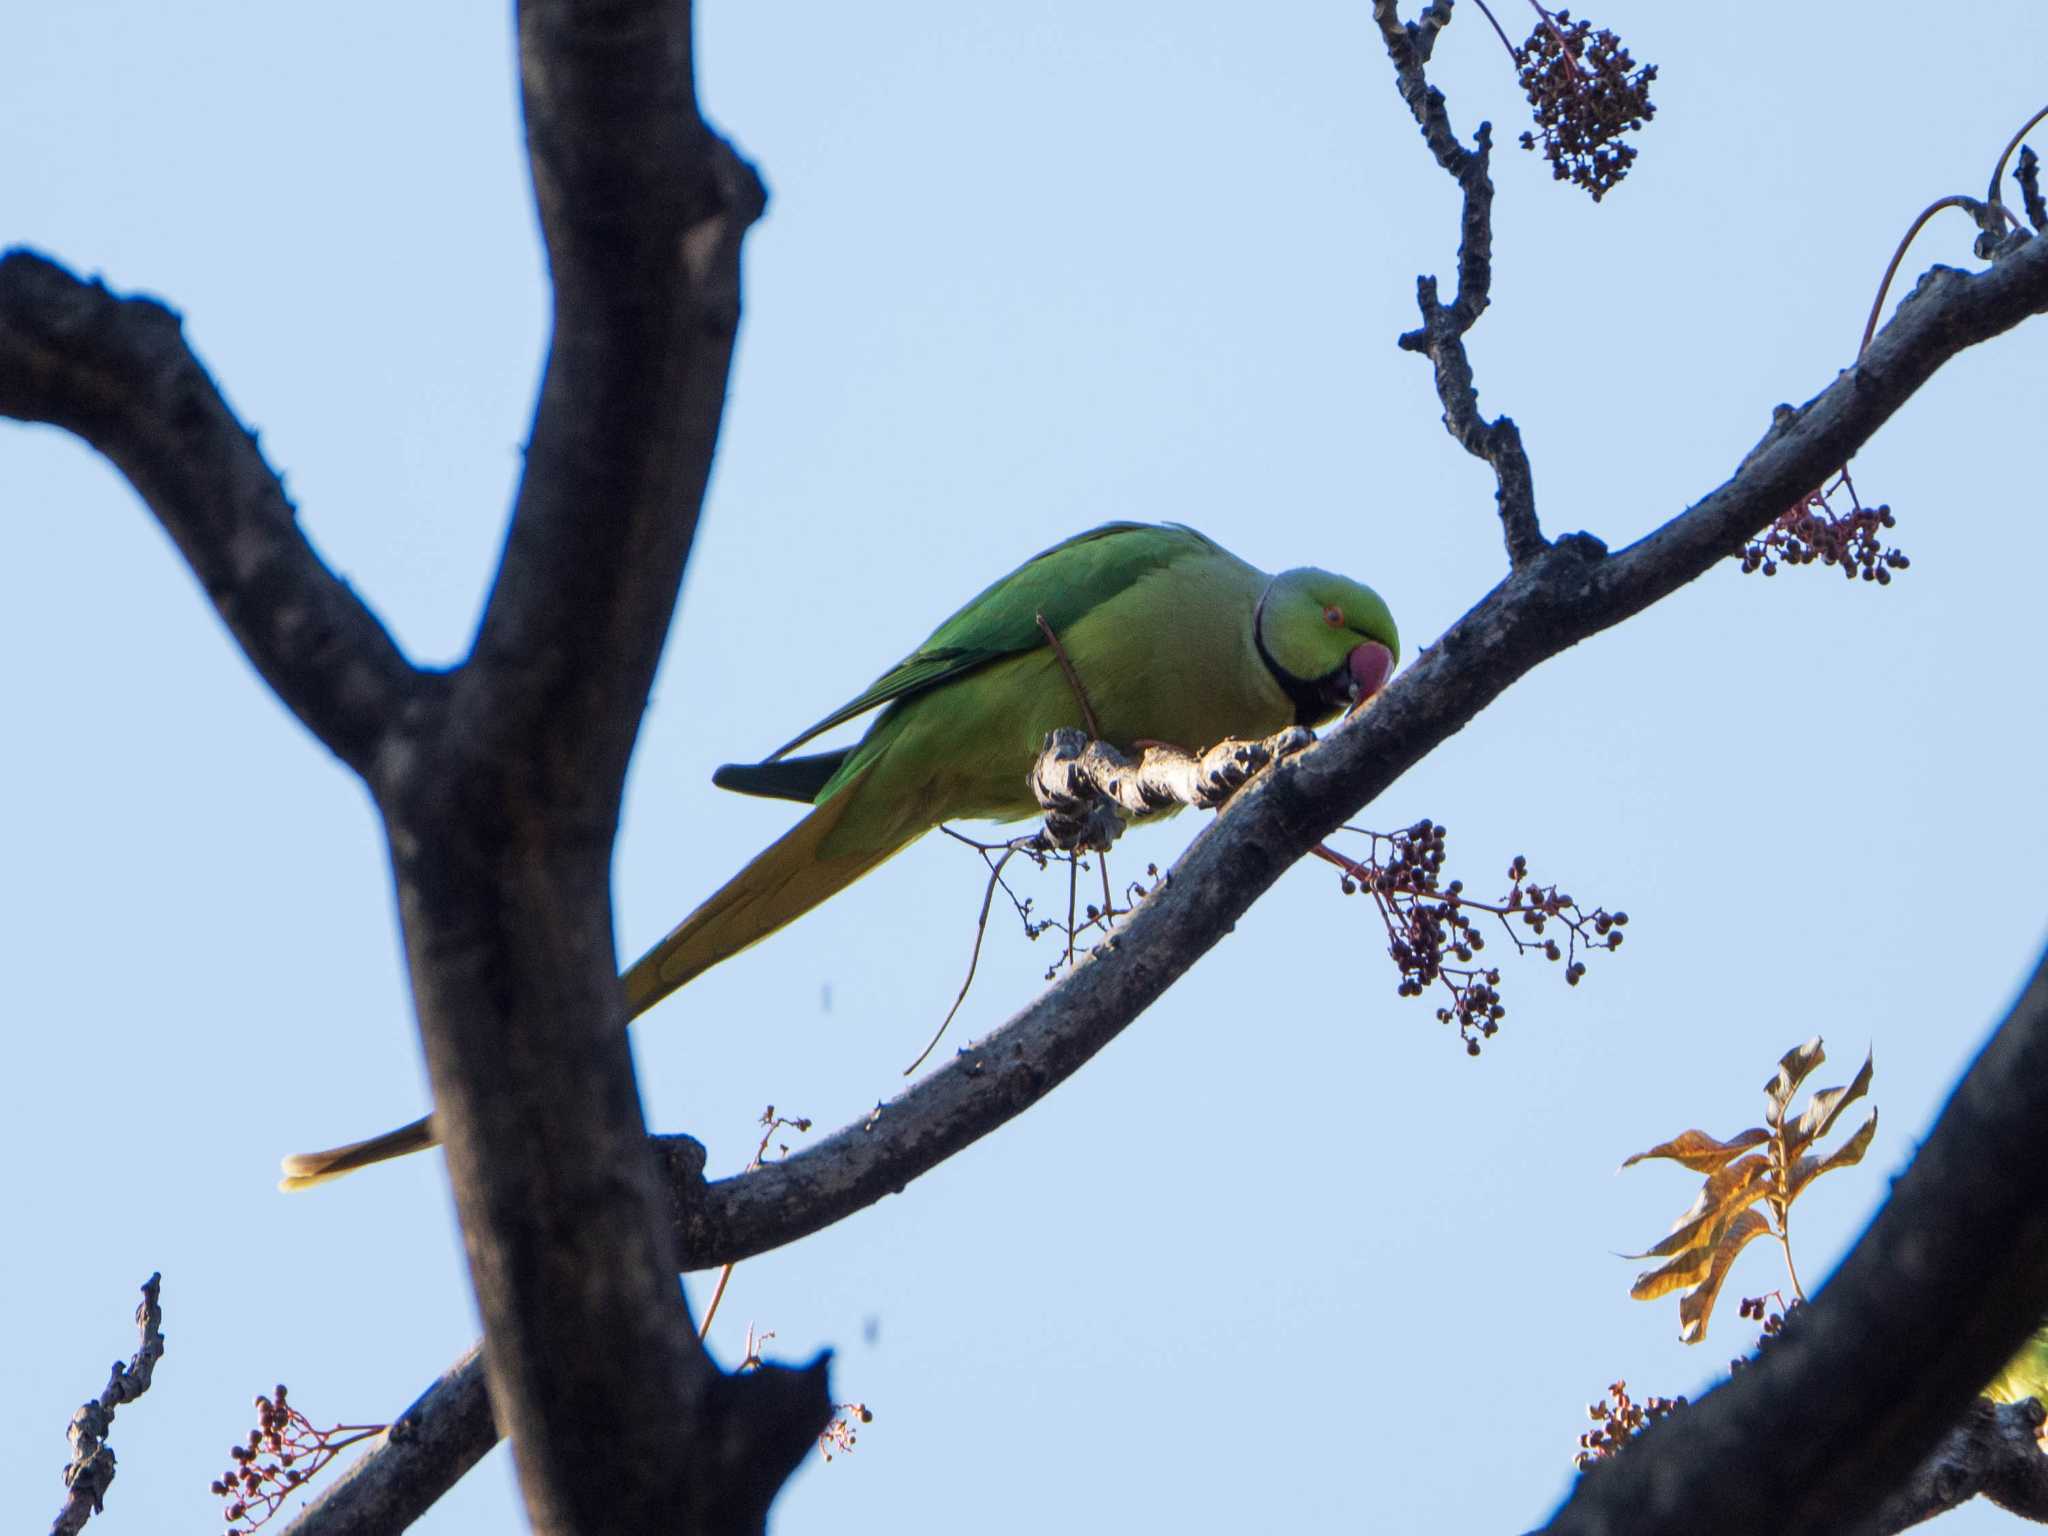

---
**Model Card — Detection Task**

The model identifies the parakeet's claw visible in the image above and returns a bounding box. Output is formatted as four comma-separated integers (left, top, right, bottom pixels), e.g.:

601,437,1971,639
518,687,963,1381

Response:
1191,739,1265,805
1039,802,1124,853
1189,727,1315,807
1269,724,1316,758
1030,728,1131,852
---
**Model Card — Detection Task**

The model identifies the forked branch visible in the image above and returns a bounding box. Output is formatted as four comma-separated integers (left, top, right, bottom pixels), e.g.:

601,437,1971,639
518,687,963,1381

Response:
1373,0,1546,567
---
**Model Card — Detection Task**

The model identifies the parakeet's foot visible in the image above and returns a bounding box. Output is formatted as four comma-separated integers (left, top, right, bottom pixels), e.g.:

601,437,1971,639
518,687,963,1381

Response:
1187,727,1315,807
1027,724,1316,845
1029,728,1131,852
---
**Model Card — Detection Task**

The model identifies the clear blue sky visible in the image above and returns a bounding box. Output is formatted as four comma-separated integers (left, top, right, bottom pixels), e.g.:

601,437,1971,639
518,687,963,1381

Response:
6,4,2046,1531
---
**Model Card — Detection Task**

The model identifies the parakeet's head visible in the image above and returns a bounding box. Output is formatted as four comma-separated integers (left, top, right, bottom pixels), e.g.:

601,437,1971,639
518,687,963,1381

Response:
1254,568,1400,724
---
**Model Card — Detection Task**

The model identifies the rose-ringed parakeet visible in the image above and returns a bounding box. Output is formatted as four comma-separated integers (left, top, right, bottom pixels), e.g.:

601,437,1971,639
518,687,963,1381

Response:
281,521,1398,1187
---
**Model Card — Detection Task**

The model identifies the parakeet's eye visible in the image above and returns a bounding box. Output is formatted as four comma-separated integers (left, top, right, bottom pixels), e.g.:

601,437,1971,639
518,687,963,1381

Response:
1323,605,1344,628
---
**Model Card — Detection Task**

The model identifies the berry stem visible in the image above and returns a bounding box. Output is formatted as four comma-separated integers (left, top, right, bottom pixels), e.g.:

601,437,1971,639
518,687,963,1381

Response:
1470,0,1520,59
1860,196,1987,356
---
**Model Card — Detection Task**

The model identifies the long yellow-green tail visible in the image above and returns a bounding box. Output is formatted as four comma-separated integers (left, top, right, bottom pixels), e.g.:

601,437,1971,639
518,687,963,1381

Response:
279,1116,437,1191
621,770,907,1017
281,766,913,1189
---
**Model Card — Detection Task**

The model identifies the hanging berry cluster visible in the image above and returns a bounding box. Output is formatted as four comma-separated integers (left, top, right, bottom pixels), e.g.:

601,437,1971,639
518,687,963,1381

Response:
1511,7,1658,200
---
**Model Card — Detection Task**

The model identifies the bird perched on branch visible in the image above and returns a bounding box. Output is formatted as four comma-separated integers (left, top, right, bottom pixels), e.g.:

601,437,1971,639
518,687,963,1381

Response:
282,521,1398,1187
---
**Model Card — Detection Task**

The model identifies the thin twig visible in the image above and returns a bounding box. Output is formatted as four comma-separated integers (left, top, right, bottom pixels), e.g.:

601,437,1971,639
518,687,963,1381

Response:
906,837,1027,1074
1035,612,1102,739
53,1273,165,1536
698,1265,737,1340
1469,0,1519,59
1372,1,1548,568
1860,196,1989,355
697,1109,814,1338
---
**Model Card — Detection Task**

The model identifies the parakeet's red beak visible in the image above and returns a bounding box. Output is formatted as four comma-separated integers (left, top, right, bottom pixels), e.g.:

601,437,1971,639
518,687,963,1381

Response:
1345,640,1395,707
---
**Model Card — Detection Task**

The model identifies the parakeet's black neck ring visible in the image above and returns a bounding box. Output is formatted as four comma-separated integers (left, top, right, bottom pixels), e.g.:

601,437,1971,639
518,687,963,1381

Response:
1253,581,1336,728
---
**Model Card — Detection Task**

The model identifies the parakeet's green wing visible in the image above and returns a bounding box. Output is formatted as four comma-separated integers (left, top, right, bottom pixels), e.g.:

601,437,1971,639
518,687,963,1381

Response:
764,522,1221,762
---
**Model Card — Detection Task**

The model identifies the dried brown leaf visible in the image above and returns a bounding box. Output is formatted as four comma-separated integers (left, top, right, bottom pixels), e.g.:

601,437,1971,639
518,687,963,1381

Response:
1630,1240,1717,1302
1629,1154,1771,1260
1789,1048,1874,1148
1677,1209,1772,1344
1620,1037,1880,1345
1788,1109,1879,1202
1620,1127,1769,1174
1764,1037,1826,1124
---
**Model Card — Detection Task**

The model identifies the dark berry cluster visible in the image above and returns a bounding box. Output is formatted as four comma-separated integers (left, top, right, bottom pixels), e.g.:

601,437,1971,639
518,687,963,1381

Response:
1739,477,1909,584
1514,9,1658,201
1340,820,1503,1053
1329,823,1625,1055
1501,853,1627,986
1574,1380,1685,1468
211,1386,383,1529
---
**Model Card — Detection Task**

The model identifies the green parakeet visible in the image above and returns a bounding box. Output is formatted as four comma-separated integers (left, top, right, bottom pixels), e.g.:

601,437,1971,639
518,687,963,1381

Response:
281,522,1398,1188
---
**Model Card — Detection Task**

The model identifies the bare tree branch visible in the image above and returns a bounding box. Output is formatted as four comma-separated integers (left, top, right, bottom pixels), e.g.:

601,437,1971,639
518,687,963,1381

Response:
0,254,419,779
283,226,2048,1530
276,1345,496,1536
1372,0,1545,567
1543,948,2048,1536
51,1273,164,1536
